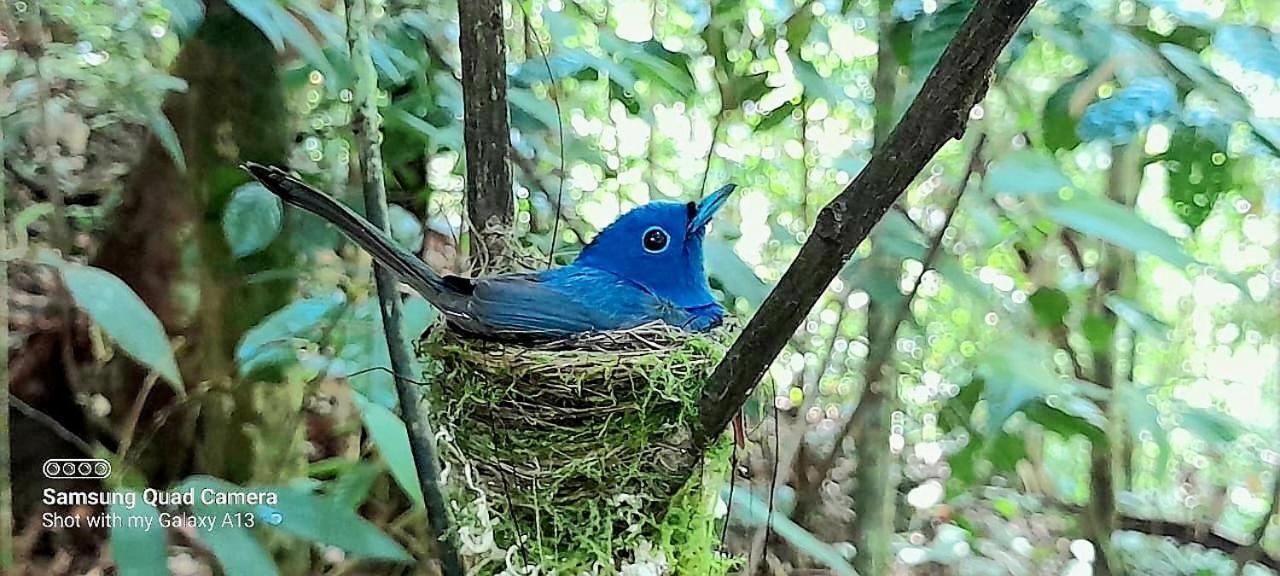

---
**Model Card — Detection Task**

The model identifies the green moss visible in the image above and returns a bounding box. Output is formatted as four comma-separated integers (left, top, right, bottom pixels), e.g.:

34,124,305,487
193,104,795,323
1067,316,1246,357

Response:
421,326,735,574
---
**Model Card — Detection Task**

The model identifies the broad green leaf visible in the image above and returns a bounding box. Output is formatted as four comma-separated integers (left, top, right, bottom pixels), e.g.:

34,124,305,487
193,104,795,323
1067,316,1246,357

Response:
144,107,186,173
1043,73,1087,152
1158,44,1250,119
180,477,281,575
354,392,424,507
192,520,279,576
1159,115,1233,230
111,497,168,576
907,0,973,83
705,236,769,309
265,486,412,561
1028,287,1070,328
236,297,342,376
61,264,184,394
1137,0,1217,29
226,0,285,51
1105,295,1170,340
1077,78,1178,143
757,100,798,131
1043,196,1197,269
985,150,1073,198
223,182,284,258
338,295,436,408
1118,385,1172,474
793,59,846,104
1214,25,1280,80
269,3,336,81
328,462,382,510
388,204,424,253
162,0,205,38
1174,404,1244,447
977,341,1103,440
182,476,411,562
726,488,857,575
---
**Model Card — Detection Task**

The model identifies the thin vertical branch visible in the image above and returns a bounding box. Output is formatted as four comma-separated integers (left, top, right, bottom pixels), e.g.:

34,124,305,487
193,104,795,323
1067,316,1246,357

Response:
458,0,514,268
20,0,69,253
346,1,463,573
0,88,13,572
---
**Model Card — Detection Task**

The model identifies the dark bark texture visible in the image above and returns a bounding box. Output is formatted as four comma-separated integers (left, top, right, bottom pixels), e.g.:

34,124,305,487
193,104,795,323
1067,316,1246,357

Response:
696,0,1038,451
457,0,514,266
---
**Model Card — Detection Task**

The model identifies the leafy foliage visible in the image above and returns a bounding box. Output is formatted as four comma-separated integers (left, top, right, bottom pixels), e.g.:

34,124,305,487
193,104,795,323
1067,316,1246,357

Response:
59,263,185,393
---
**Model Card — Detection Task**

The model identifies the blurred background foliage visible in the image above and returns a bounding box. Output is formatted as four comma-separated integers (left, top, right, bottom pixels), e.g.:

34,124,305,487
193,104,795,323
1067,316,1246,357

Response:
2,0,1279,573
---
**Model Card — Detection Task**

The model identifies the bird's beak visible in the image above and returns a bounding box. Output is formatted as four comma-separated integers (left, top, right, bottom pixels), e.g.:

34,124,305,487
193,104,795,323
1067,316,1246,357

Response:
688,183,737,235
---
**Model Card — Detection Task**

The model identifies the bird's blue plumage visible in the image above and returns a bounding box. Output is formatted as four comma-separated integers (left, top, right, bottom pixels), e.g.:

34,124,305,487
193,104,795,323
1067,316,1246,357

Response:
242,162,735,342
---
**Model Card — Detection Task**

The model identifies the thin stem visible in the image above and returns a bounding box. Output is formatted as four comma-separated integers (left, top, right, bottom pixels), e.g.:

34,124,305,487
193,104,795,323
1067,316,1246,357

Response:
346,0,464,573
0,89,12,571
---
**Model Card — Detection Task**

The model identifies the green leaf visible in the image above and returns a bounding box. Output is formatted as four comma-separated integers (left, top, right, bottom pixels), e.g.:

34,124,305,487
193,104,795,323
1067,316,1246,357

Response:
1158,44,1250,119
1043,195,1198,269
162,0,205,38
1214,25,1280,80
111,496,168,576
985,150,1073,198
757,100,798,131
354,392,424,507
1159,115,1233,230
907,0,974,83
144,108,186,173
1081,314,1115,354
1028,287,1070,328
1105,295,1170,340
388,204,424,253
179,478,280,575
236,297,342,376
1043,73,1087,153
793,59,846,104
977,341,1103,440
270,3,336,81
705,236,769,309
223,182,284,258
226,0,285,51
268,487,412,560
726,488,857,575
1077,78,1178,143
1118,385,1172,474
60,264,184,394
182,476,412,562
1175,404,1244,447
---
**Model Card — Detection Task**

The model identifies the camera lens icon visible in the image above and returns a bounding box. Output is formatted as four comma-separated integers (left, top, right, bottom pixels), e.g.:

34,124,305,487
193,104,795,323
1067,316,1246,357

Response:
43,459,113,479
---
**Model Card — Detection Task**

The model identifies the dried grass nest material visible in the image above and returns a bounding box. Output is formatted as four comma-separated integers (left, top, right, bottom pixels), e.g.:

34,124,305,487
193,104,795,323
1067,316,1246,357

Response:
420,322,733,559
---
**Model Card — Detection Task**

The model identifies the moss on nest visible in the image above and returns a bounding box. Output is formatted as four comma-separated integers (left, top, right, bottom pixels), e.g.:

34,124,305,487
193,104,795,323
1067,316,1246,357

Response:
420,323,737,574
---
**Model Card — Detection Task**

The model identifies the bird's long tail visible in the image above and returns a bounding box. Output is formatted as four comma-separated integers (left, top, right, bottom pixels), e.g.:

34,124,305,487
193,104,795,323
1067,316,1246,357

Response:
241,162,449,302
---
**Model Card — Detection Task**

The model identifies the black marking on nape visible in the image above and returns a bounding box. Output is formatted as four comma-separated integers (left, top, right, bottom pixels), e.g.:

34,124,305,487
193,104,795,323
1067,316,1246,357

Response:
441,275,475,295
686,201,697,221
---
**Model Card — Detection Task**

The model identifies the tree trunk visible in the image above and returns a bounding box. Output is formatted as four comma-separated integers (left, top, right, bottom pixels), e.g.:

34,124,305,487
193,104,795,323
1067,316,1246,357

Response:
457,0,514,268
850,2,901,571
92,0,294,485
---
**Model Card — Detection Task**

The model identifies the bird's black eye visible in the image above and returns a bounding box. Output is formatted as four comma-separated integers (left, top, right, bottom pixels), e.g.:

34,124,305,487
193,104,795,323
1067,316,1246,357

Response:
642,226,669,253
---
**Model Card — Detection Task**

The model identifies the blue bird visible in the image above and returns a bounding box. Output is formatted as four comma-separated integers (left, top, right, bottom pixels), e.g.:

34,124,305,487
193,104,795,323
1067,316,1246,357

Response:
242,163,737,342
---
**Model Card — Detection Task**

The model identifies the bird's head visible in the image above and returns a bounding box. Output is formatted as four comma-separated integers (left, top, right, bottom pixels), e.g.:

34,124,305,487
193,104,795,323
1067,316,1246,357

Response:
573,184,737,310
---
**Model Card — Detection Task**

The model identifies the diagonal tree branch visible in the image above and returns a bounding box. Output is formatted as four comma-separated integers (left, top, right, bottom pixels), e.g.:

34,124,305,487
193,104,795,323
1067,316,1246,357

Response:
347,0,463,572
695,0,1037,451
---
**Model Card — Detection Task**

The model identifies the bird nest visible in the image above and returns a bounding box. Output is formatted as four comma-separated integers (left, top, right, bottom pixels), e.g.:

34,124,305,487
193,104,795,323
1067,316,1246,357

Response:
421,322,736,574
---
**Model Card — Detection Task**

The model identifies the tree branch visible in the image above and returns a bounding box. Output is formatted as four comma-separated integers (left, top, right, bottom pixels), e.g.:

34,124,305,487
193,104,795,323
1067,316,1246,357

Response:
347,1,463,573
458,0,514,267
695,0,1037,451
